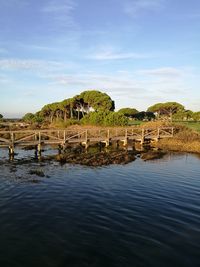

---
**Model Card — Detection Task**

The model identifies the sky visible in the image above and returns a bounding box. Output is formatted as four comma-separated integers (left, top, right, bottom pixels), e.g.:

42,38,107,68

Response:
0,0,200,118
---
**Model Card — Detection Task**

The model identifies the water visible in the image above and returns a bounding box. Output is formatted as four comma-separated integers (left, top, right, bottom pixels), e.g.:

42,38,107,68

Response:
0,150,200,267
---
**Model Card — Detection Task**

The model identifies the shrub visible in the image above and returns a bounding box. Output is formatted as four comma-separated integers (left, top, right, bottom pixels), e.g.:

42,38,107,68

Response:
103,112,129,126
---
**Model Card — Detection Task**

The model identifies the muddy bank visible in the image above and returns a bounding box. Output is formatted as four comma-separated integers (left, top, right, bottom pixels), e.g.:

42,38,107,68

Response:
141,151,166,161
54,148,167,166
55,150,137,166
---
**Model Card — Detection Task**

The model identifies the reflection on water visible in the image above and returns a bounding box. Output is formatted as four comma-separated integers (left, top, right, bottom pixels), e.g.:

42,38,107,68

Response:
0,151,200,267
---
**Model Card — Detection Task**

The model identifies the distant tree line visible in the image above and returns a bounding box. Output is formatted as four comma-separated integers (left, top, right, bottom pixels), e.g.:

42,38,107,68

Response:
22,91,200,126
147,102,200,121
23,90,124,126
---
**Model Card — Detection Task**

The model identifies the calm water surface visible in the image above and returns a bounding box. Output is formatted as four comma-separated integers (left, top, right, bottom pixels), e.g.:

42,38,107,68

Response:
0,149,200,267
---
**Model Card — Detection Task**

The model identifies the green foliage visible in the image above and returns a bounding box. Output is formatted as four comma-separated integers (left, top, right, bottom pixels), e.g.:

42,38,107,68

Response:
81,111,109,125
147,102,184,117
172,110,193,120
118,108,138,117
76,90,115,112
22,112,44,124
38,90,115,123
174,122,200,132
81,111,128,126
133,111,155,121
0,114,3,120
103,112,129,126
22,113,35,122
33,113,44,123
192,112,200,121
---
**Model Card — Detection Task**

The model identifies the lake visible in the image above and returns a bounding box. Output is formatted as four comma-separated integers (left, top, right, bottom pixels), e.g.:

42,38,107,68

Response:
0,149,200,267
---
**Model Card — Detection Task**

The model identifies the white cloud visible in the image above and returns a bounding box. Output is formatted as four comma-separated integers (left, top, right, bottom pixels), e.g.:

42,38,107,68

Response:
123,0,165,17
90,51,153,60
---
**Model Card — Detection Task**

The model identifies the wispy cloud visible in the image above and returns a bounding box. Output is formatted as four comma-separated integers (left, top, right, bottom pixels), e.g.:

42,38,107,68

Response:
0,59,67,72
137,67,183,77
46,66,193,110
88,46,154,61
0,74,10,85
42,0,75,13
41,0,77,29
123,0,165,17
90,51,153,60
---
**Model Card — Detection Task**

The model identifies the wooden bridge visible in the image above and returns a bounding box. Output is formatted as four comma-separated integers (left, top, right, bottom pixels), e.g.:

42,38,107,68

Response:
0,127,174,156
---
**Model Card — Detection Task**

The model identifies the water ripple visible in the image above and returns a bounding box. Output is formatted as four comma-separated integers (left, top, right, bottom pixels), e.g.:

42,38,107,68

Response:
0,152,200,266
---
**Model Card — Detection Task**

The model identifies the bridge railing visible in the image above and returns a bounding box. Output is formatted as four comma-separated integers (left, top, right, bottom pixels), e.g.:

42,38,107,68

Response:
0,127,174,148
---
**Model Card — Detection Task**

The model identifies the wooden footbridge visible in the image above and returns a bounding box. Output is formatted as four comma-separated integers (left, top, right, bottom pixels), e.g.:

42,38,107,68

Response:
0,127,174,156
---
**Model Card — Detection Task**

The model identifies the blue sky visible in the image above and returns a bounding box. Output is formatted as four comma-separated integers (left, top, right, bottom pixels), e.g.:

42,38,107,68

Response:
0,0,200,117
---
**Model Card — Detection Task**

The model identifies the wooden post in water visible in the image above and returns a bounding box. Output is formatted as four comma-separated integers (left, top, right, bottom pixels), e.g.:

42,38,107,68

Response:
9,132,15,158
37,132,42,156
62,130,66,151
84,130,89,149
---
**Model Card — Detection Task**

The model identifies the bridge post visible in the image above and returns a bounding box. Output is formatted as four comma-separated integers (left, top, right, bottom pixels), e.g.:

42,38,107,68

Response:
85,130,89,149
9,132,15,158
36,132,42,156
156,127,160,142
62,130,66,151
123,129,128,146
106,129,110,147
9,145,15,156
141,128,145,145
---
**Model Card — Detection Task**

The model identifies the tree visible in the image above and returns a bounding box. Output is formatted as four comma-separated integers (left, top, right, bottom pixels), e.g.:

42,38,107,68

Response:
39,102,61,123
22,113,35,122
172,110,193,121
133,111,155,121
81,111,128,126
81,111,109,125
103,112,128,126
147,102,184,121
192,112,200,121
77,90,115,113
118,108,138,117
0,114,3,120
22,112,44,124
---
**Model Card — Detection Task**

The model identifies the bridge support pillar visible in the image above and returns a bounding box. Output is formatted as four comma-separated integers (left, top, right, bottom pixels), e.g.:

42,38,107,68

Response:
122,138,128,146
35,143,42,157
105,139,110,148
82,141,89,150
9,145,15,158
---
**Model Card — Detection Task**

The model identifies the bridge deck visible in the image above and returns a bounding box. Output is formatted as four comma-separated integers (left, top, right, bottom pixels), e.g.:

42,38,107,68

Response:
0,127,174,150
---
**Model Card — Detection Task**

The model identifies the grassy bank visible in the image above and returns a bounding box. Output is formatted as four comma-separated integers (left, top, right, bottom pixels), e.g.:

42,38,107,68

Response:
157,126,200,153
173,121,200,132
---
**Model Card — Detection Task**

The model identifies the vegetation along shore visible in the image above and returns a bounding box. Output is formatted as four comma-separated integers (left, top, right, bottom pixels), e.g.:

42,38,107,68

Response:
1,90,200,158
